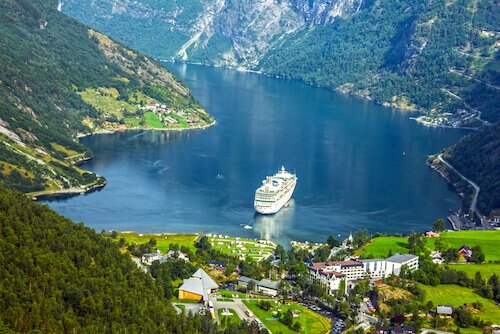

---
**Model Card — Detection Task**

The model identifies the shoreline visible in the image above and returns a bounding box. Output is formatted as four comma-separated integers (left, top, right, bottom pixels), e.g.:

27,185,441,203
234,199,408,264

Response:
30,179,107,201
76,119,216,139
167,60,486,132
36,120,217,200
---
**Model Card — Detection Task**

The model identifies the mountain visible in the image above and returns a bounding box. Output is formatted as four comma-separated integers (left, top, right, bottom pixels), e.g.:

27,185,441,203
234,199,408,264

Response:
0,0,213,195
61,0,499,126
0,183,195,333
442,123,500,215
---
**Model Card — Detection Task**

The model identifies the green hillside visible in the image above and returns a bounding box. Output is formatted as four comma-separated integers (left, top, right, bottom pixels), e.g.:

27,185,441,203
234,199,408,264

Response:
358,230,500,261
442,123,500,215
0,0,212,195
0,183,192,333
260,0,500,125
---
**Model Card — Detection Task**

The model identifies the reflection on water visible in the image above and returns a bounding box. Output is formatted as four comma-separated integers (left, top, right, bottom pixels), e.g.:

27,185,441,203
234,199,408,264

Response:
253,200,296,240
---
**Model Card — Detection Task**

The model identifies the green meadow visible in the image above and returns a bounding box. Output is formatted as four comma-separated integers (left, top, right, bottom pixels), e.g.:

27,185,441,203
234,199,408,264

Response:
357,230,500,261
419,284,500,324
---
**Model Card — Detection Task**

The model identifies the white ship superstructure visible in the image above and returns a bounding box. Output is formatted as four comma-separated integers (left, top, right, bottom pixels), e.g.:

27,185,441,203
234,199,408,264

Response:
254,166,297,214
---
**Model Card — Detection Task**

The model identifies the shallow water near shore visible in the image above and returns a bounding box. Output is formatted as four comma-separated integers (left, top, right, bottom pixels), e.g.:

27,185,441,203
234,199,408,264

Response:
44,63,468,245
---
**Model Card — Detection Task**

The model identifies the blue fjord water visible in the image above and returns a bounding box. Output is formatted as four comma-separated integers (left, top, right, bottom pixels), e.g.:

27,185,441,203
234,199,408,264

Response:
45,63,468,245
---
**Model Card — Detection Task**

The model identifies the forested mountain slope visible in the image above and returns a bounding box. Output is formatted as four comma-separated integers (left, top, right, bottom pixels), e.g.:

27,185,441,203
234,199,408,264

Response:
0,0,212,195
443,123,500,215
62,0,499,126
0,184,210,333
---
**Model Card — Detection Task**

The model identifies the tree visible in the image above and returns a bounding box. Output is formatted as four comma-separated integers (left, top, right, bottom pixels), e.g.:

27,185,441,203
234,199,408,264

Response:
118,237,126,247
454,306,473,328
195,236,211,251
110,230,118,239
314,245,331,262
470,246,485,263
391,314,406,325
433,219,446,232
247,280,256,292
275,244,286,260
327,235,340,248
281,310,293,326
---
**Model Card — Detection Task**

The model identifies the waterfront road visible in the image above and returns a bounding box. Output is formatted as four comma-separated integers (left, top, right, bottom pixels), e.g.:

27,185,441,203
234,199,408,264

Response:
438,154,486,227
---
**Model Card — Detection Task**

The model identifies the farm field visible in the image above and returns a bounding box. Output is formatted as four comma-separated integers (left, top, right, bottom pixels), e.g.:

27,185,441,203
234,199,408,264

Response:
117,232,199,252
243,300,331,334
439,231,500,261
356,231,500,261
419,284,500,324
448,263,500,279
145,111,166,128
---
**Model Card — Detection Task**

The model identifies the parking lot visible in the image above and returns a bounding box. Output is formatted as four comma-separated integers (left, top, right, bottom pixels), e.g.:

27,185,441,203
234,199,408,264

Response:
297,302,345,334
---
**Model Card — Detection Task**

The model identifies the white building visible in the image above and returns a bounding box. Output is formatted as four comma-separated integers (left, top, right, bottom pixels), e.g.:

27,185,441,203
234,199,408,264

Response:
257,279,280,297
141,250,161,265
308,264,346,295
360,253,419,278
309,260,366,281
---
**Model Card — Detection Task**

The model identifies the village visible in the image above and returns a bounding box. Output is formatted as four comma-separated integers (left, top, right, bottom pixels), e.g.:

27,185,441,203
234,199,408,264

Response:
111,225,500,334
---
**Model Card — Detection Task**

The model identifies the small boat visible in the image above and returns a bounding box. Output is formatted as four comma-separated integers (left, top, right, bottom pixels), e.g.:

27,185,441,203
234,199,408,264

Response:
243,225,253,229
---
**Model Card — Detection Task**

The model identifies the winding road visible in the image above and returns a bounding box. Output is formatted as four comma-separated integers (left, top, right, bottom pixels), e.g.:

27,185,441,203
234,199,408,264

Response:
438,154,486,227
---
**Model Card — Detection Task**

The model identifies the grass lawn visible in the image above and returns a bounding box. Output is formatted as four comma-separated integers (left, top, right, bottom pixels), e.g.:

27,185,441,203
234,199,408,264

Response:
439,231,500,261
218,308,241,328
123,117,143,127
117,232,199,253
78,87,136,116
448,263,500,279
356,231,500,261
355,237,408,258
145,111,166,129
219,289,270,300
243,300,331,334
419,284,500,324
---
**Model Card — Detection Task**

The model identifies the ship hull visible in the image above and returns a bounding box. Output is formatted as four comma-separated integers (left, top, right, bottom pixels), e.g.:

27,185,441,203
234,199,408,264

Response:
254,179,296,215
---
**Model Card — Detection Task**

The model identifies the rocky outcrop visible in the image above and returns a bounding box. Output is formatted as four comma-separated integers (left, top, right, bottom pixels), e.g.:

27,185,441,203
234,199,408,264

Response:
291,0,365,24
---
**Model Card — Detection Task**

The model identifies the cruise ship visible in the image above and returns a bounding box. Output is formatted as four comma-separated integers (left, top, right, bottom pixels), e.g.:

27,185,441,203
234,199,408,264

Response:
254,166,297,214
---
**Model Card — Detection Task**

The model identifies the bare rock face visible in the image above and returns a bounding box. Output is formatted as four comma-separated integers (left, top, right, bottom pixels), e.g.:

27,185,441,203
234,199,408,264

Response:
291,0,365,24
209,0,304,66
62,0,365,66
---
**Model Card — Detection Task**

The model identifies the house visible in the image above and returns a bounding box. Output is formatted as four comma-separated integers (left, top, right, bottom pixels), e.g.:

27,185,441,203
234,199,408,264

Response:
436,305,454,316
256,279,280,297
160,250,189,262
141,250,161,265
430,251,443,264
209,260,227,270
146,103,158,110
425,231,440,237
238,276,259,289
178,268,219,301
458,246,473,259
237,276,281,296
